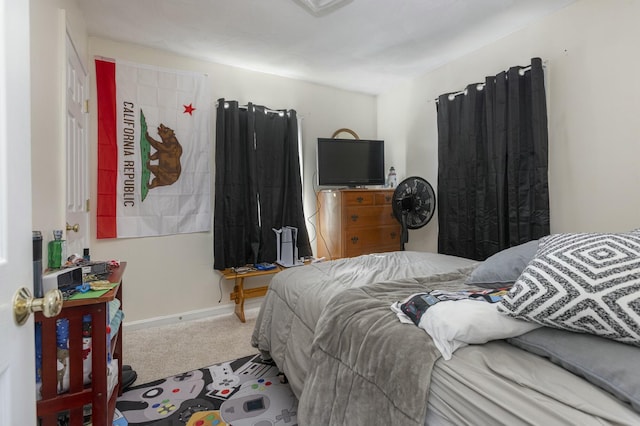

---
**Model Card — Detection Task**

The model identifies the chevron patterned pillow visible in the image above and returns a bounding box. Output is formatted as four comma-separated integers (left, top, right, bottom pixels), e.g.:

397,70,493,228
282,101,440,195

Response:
497,232,640,346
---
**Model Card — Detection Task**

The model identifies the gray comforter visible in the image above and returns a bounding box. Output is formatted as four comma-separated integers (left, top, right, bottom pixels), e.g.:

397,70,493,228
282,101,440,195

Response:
251,251,478,425
298,269,474,426
251,251,477,395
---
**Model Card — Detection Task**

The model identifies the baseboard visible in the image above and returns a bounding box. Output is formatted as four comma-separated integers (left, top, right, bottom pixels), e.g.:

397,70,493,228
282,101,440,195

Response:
123,300,263,332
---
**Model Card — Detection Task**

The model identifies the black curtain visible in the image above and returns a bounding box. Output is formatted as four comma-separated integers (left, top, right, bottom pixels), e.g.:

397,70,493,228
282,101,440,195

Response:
213,99,312,270
436,57,550,261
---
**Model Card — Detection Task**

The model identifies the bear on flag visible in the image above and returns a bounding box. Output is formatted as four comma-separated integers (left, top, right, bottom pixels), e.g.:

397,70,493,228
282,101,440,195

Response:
95,59,211,238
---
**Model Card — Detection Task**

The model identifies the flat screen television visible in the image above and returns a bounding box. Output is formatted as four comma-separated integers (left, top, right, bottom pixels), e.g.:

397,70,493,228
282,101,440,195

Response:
317,138,385,187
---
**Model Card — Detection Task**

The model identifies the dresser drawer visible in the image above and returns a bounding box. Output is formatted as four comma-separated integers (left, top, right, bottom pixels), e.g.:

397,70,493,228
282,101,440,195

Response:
345,243,400,258
344,225,400,251
375,192,394,205
343,192,374,206
345,205,397,227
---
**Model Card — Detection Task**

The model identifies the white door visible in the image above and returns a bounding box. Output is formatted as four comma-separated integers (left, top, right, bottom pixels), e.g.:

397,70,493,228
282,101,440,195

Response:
64,25,90,257
0,0,37,424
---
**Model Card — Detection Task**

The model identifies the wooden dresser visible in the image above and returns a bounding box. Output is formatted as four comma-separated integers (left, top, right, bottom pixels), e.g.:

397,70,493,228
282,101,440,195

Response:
317,189,401,259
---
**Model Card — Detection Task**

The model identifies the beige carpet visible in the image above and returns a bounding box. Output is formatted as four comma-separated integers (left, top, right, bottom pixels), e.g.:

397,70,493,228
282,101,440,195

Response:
122,308,259,385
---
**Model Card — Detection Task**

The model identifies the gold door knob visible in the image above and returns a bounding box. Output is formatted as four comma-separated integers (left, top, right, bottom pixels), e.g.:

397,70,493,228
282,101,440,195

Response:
66,222,79,232
13,287,63,326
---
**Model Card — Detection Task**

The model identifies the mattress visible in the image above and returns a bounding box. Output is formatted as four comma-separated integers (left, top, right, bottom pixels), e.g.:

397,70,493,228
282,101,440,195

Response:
427,341,640,425
251,250,640,425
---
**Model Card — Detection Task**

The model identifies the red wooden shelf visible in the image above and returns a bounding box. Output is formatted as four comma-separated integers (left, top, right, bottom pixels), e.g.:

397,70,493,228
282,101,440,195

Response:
36,262,126,426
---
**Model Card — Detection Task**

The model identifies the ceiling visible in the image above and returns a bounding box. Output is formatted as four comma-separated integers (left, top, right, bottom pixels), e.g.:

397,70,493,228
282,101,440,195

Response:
77,0,577,95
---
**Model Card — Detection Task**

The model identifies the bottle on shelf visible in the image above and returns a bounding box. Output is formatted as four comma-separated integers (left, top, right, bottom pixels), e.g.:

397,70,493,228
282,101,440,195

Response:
47,229,66,269
387,166,397,188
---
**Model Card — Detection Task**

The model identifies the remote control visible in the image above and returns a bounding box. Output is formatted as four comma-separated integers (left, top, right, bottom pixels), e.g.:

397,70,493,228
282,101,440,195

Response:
254,263,277,271
233,266,254,273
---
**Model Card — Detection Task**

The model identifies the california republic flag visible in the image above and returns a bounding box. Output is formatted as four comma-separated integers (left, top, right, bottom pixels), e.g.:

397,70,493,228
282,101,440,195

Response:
95,58,211,238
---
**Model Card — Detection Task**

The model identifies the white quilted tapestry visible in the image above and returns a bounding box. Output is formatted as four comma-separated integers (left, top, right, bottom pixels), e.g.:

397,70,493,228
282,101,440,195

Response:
497,232,640,345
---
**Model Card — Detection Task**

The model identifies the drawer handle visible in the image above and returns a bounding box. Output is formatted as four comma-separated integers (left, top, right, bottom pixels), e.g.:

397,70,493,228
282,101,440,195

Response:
356,197,364,203
351,236,359,244
351,214,359,222
390,232,397,239
385,195,391,202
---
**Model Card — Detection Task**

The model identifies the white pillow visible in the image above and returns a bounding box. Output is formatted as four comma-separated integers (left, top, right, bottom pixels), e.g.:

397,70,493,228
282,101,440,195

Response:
419,300,540,360
497,232,640,345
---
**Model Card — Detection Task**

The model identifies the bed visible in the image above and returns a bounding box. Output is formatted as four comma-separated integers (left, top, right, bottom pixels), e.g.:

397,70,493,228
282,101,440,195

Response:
251,234,640,426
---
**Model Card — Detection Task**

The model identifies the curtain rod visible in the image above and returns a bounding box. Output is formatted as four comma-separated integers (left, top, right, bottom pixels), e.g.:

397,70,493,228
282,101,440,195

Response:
215,101,291,115
434,64,536,103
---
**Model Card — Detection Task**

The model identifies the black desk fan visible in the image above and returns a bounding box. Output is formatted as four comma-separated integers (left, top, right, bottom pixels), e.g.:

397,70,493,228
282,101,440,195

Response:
392,176,436,250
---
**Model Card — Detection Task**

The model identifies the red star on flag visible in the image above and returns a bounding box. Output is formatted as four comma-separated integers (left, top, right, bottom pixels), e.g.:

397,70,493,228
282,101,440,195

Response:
183,103,196,115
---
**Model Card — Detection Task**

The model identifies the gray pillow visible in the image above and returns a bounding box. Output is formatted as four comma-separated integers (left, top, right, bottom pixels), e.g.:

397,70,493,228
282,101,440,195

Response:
465,240,539,288
508,327,640,412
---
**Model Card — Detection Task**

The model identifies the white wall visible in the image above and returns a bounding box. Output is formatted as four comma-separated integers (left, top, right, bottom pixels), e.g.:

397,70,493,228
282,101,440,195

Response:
84,38,376,321
378,0,640,253
31,0,640,323
85,39,376,322
29,0,377,322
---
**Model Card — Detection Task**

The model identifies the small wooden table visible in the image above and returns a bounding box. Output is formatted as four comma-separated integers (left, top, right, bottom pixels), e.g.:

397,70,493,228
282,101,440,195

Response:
221,266,282,322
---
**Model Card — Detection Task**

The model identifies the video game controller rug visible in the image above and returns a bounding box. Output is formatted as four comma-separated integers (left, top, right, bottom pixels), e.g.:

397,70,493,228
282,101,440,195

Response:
116,354,298,426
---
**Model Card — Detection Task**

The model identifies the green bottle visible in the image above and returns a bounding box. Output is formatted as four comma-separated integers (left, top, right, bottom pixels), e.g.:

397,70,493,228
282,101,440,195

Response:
47,230,65,269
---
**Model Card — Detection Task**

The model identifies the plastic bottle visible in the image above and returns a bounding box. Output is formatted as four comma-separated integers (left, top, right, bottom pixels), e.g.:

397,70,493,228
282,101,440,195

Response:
35,322,42,400
56,318,69,349
33,231,43,297
47,230,66,269
56,318,69,393
387,167,397,188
